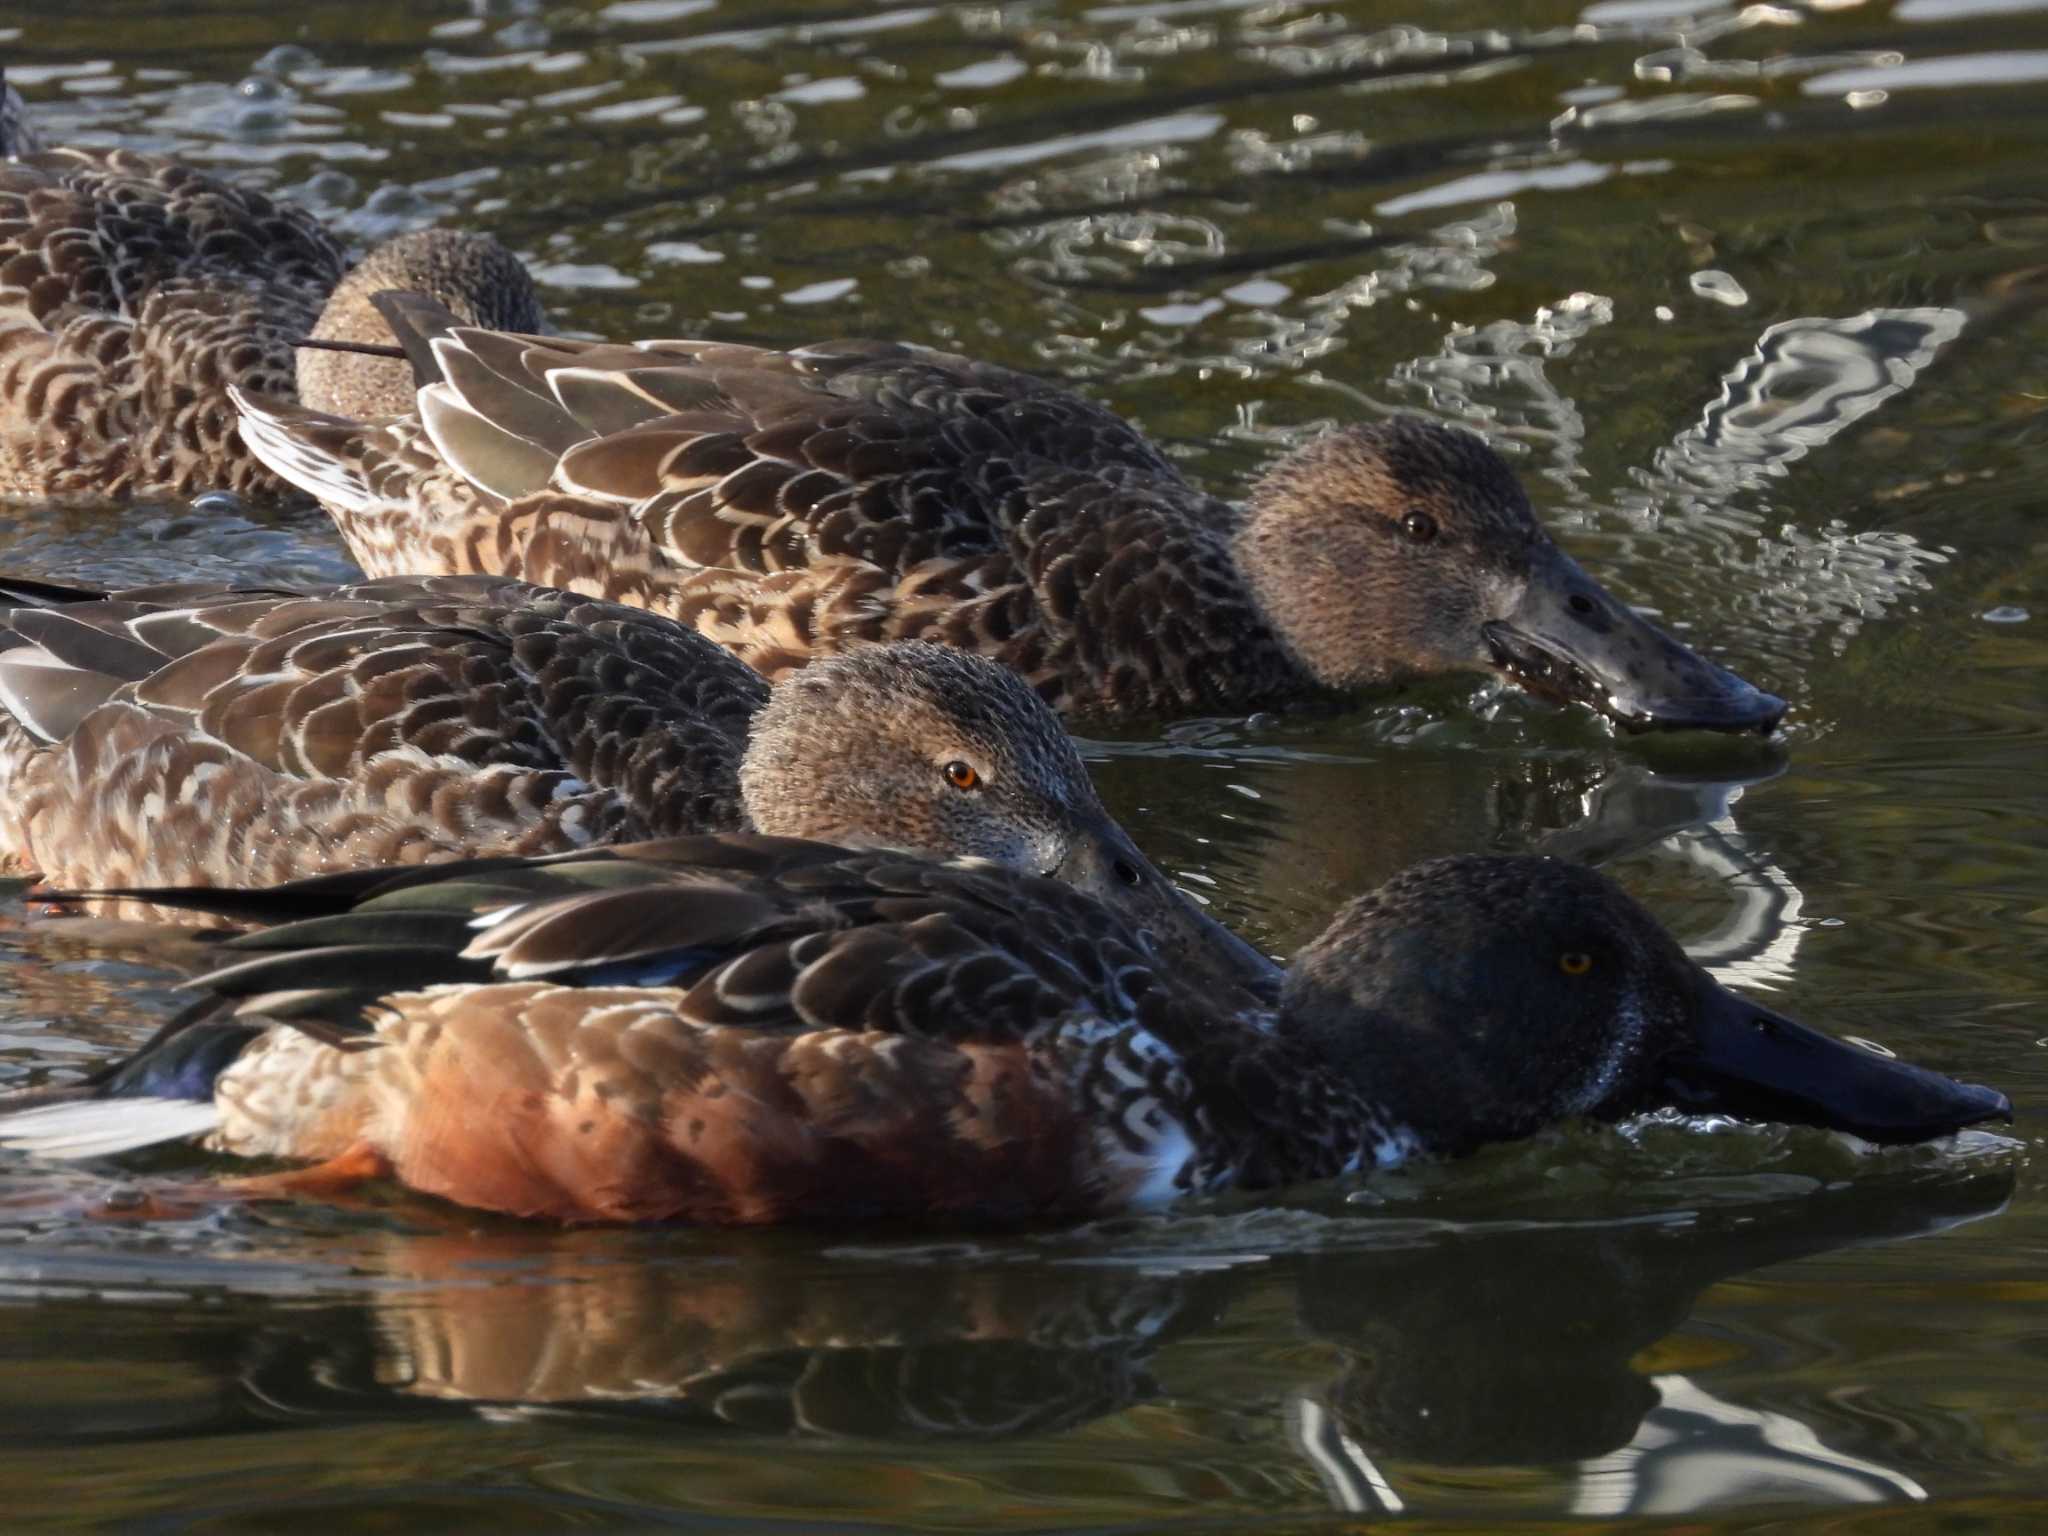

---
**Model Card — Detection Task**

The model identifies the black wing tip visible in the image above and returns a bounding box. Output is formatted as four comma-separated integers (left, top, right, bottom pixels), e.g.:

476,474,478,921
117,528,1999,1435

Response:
365,290,464,387
0,572,115,610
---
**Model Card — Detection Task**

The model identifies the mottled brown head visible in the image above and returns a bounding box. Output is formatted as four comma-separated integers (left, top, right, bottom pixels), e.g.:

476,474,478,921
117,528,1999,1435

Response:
1280,855,2008,1155
296,229,544,418
1236,419,1784,732
741,641,1274,995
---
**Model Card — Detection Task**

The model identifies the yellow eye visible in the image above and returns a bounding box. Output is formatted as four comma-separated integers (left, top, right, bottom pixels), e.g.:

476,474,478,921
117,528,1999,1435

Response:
943,760,980,791
1559,951,1594,977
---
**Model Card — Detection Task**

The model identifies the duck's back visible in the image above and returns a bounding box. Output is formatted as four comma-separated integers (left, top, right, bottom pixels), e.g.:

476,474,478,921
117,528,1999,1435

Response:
244,329,1309,716
0,147,345,499
69,842,1305,1222
0,574,766,896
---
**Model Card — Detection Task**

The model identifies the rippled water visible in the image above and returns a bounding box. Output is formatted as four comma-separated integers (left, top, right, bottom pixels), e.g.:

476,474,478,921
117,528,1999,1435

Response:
2,1,2045,1528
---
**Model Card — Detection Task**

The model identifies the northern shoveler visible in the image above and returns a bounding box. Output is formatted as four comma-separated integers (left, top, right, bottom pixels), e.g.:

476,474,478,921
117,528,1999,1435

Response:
0,846,2004,1224
0,572,1264,986
230,302,1785,730
0,76,541,501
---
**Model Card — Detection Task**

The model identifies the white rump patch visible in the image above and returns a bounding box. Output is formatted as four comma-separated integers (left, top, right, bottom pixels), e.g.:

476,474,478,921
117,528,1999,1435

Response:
0,1097,220,1160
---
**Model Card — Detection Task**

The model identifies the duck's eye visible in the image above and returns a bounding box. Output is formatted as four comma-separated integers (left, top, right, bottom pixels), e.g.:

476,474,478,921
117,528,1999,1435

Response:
1558,951,1594,977
943,760,980,791
1400,509,1439,544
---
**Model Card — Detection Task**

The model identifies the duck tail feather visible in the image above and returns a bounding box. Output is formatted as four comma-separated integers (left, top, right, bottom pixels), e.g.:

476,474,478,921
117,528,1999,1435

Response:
229,386,376,514
0,995,253,1161
0,1098,222,1160
0,573,113,609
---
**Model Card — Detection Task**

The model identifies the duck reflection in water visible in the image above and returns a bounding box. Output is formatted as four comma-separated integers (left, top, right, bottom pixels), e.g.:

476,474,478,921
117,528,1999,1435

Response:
1286,1167,2007,1517
35,1163,1998,1523
1132,723,1784,955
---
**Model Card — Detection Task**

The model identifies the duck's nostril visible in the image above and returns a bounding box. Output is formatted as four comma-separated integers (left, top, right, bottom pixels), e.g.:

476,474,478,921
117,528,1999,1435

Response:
1568,593,1596,618
1113,858,1143,887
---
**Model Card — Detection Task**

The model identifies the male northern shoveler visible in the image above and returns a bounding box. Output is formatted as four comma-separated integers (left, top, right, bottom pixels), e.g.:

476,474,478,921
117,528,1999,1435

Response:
230,301,1785,731
0,75,541,501
0,846,2006,1225
0,572,1264,985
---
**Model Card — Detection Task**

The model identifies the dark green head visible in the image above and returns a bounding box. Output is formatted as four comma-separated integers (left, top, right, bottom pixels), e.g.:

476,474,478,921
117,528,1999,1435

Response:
1280,855,2009,1153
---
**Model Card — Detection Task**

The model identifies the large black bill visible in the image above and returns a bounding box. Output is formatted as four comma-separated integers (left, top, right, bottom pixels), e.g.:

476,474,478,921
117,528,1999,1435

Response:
1663,974,2012,1143
1052,815,1280,1006
1483,549,1786,735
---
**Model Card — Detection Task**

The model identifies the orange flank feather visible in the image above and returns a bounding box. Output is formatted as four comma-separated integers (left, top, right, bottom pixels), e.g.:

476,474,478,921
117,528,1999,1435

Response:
233,985,1091,1226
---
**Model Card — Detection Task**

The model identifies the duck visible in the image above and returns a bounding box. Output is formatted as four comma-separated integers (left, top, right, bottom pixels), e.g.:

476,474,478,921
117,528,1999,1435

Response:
0,571,1265,988
0,844,2006,1225
230,298,1785,731
0,73,542,501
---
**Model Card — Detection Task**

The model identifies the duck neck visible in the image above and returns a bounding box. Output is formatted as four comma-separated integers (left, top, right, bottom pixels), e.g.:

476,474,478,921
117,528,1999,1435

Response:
1042,489,1312,714
1230,514,1398,694
1168,1022,1409,1193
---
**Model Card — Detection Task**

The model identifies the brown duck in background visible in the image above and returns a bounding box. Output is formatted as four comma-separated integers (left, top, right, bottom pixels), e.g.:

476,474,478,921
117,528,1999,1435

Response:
234,298,1785,731
0,571,1266,989
0,73,541,502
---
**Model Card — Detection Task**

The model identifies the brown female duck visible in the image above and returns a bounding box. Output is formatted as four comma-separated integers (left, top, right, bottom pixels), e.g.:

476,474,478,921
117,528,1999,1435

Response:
0,77,541,501
232,302,1784,730
0,847,2003,1224
0,572,1261,984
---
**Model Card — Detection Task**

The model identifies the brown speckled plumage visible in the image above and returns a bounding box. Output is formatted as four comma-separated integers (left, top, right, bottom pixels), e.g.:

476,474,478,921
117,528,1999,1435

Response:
238,332,1293,717
0,108,541,501
234,318,1784,729
6,849,1995,1224
0,573,1266,987
0,575,759,888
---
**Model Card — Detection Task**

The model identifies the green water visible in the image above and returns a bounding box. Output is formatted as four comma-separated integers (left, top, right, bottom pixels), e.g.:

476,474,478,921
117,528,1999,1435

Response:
1,0,2045,1528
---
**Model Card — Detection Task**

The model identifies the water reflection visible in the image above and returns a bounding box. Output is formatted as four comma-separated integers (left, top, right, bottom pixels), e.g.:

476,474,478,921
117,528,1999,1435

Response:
1664,308,1968,494
1100,716,1786,951
1568,1374,1927,1515
0,1165,1999,1522
1286,1168,2008,1516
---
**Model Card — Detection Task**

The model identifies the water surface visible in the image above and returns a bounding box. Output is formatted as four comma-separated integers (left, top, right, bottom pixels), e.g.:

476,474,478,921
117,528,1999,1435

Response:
2,1,2045,1528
